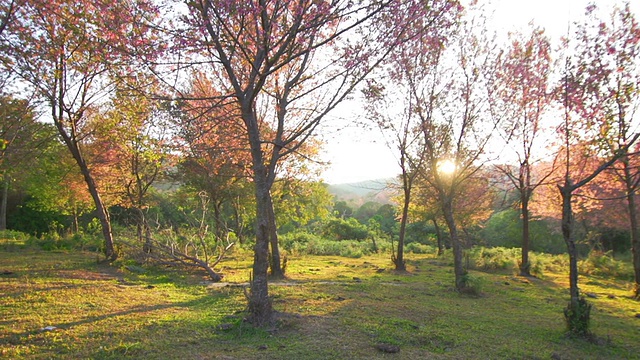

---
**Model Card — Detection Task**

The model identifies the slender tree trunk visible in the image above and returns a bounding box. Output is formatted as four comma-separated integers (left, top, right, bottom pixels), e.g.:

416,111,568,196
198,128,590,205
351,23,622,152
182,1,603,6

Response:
55,113,116,261
0,172,8,231
72,206,79,234
432,218,444,256
136,207,152,254
394,183,410,271
82,167,117,261
559,186,580,306
622,159,640,298
76,162,116,260
267,195,284,278
213,200,225,241
559,184,592,335
520,194,531,276
442,197,465,291
233,197,245,245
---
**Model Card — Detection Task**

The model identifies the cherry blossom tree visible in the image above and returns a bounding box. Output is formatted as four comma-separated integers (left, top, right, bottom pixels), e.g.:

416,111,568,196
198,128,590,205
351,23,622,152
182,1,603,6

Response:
1,0,161,261
395,10,499,291
491,26,555,276
555,3,640,335
181,0,461,325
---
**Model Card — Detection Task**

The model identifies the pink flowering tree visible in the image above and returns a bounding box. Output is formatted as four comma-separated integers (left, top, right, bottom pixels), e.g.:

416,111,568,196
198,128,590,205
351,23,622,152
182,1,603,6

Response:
180,0,461,325
1,0,161,261
556,3,640,335
491,26,555,276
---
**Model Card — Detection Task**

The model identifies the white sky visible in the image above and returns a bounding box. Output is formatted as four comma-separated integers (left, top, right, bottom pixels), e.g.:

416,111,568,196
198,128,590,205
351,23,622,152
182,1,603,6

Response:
319,0,639,185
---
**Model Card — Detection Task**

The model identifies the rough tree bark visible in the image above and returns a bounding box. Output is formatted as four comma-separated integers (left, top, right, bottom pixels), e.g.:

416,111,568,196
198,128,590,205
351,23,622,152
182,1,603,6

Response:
442,196,465,290
432,218,444,256
622,157,640,298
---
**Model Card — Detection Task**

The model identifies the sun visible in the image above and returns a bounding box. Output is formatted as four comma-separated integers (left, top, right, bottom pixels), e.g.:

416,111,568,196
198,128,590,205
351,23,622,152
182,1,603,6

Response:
437,159,457,175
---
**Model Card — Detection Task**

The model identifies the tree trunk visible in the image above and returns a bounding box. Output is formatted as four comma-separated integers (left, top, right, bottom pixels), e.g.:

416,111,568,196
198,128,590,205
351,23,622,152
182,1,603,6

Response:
249,169,274,326
559,184,591,335
520,194,531,276
244,107,273,326
0,172,8,231
622,159,640,298
432,218,444,256
55,114,116,261
232,197,245,245
72,207,79,234
83,167,117,261
559,186,580,306
267,195,284,278
394,183,410,271
136,207,152,254
213,200,225,241
442,197,465,291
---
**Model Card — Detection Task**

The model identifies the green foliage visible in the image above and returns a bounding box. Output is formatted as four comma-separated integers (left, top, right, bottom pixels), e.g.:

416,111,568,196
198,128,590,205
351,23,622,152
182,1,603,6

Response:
481,209,565,254
273,180,333,231
564,297,592,337
24,232,102,252
370,203,397,235
0,230,35,250
468,247,517,271
405,242,436,254
332,200,353,218
460,273,484,296
353,201,382,224
321,217,369,241
279,230,389,258
578,250,634,280
465,246,570,278
7,203,68,236
404,221,437,244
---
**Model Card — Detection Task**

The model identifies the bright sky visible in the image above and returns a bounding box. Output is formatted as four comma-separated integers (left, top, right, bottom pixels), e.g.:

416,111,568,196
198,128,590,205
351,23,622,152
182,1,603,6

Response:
319,0,639,185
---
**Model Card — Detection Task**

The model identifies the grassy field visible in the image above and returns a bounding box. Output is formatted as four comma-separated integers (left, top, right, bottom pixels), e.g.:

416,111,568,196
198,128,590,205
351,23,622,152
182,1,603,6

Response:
1,247,640,359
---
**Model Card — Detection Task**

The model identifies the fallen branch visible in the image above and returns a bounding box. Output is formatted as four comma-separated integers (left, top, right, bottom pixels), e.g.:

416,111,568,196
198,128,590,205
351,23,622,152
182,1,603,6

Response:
146,237,234,282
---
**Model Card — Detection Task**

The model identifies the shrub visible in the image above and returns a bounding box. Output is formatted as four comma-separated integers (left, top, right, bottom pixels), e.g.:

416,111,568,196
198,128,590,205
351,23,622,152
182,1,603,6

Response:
405,242,435,254
468,247,517,271
464,246,570,278
564,297,592,337
578,250,633,280
24,232,102,252
322,217,369,241
460,273,484,296
0,230,34,250
279,230,380,258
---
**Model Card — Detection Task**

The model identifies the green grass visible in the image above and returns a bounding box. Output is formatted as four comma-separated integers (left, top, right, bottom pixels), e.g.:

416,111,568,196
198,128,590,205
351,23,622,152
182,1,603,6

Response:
1,248,640,359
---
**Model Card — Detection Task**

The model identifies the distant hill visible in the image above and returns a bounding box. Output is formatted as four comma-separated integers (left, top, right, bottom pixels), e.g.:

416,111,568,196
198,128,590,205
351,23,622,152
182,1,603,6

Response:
327,178,396,206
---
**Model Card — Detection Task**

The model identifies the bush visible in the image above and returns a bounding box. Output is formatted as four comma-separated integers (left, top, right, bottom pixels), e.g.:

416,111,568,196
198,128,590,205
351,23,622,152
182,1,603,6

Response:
464,246,570,278
468,247,517,271
322,218,369,241
578,250,633,280
279,230,382,258
0,230,35,250
460,273,484,296
405,242,436,254
564,297,592,337
24,232,102,252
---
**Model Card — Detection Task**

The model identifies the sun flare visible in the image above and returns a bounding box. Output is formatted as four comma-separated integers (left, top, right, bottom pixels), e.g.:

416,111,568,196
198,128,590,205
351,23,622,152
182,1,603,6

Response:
437,159,457,175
